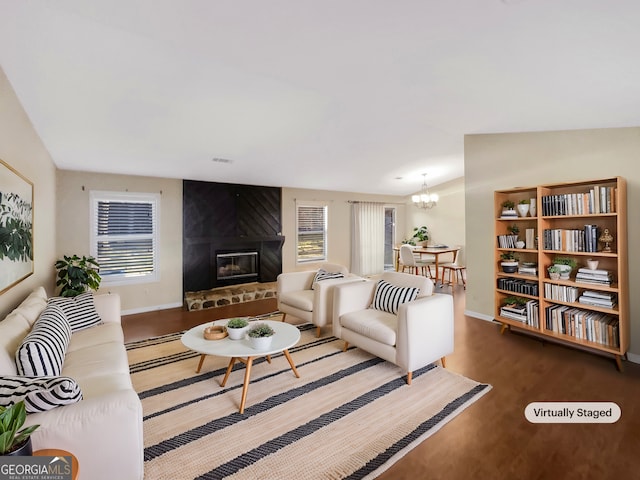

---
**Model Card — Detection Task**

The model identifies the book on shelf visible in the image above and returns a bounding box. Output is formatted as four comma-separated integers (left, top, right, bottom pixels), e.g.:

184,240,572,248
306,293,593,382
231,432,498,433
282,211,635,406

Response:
541,186,616,216
578,290,617,308
575,269,612,286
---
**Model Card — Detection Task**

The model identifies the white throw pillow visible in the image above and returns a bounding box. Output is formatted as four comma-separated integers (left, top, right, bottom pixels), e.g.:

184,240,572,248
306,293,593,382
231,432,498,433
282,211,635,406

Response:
371,279,419,315
15,305,71,377
48,292,102,332
0,376,83,413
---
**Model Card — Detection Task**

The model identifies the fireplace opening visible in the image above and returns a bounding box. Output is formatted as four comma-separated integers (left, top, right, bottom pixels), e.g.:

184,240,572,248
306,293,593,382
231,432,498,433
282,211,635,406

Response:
215,250,259,284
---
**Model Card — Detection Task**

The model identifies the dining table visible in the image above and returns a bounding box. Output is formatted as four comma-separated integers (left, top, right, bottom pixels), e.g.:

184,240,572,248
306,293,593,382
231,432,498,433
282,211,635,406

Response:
394,244,462,286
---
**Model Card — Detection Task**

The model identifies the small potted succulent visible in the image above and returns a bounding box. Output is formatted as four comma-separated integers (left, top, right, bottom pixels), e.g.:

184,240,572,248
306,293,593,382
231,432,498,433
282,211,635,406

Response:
547,265,561,280
226,317,250,340
501,200,516,217
247,323,275,350
0,401,39,456
500,251,519,273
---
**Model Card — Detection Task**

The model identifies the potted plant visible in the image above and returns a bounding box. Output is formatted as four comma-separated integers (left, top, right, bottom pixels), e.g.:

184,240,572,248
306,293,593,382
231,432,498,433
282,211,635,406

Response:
500,251,519,273
226,317,250,340
501,200,516,217
553,256,577,280
247,323,275,350
0,401,39,456
517,199,530,217
412,226,429,247
55,254,101,297
547,265,561,280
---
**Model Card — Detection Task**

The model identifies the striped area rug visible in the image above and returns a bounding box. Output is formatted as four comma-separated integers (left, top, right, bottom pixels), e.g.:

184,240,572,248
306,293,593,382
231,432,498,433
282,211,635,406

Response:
127,321,491,479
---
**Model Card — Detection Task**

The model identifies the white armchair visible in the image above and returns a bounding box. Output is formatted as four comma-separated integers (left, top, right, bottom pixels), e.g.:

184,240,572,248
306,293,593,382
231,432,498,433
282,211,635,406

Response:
332,271,454,384
277,263,362,337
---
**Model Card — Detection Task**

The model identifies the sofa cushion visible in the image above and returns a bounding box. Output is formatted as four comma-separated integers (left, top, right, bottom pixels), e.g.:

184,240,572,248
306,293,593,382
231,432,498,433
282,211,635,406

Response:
0,376,82,413
67,322,124,353
48,292,102,332
312,268,345,289
63,342,131,382
340,309,397,346
278,290,314,312
0,312,32,376
16,305,71,377
371,279,419,315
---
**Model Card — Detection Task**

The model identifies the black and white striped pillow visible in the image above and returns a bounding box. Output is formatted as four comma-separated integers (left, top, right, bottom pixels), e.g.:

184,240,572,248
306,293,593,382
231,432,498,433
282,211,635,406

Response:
311,269,345,289
48,292,102,332
371,279,420,315
16,305,71,377
0,376,83,413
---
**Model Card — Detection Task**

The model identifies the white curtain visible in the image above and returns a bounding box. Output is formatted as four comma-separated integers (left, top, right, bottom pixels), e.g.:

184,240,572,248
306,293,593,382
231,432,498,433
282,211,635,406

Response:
350,202,385,276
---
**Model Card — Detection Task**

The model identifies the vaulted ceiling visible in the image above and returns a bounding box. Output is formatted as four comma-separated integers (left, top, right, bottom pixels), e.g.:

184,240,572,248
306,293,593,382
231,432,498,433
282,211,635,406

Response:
1,1,639,195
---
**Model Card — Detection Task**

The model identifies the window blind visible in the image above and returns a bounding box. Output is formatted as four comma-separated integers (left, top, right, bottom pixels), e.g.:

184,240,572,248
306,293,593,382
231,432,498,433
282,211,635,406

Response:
297,204,327,263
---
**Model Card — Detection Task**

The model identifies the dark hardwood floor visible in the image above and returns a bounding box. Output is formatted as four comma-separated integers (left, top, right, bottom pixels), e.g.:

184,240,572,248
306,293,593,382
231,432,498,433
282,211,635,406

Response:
122,286,640,480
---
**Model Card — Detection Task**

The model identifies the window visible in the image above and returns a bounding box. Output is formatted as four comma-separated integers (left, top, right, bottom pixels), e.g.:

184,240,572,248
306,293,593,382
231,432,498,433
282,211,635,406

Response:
296,202,327,263
90,191,160,285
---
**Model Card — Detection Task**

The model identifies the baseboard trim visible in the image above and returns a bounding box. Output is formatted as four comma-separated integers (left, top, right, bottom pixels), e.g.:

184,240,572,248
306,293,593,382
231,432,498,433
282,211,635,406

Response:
464,310,495,322
626,352,640,364
122,302,183,316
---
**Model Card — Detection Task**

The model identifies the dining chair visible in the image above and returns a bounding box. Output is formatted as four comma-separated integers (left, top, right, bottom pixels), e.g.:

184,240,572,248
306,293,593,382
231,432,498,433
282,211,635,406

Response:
441,249,466,289
399,244,433,277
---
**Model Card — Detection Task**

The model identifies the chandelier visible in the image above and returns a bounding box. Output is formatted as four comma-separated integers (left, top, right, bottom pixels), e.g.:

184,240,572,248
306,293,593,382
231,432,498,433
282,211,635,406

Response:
412,174,438,209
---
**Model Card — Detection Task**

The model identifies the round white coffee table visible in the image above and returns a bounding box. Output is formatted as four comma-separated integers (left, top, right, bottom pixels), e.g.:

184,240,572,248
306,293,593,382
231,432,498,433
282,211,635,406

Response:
181,319,301,413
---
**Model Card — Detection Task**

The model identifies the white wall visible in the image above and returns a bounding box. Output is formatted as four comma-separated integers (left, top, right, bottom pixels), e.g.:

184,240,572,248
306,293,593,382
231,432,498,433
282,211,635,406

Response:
404,176,466,265
281,188,406,273
56,170,183,314
0,66,58,317
464,127,640,357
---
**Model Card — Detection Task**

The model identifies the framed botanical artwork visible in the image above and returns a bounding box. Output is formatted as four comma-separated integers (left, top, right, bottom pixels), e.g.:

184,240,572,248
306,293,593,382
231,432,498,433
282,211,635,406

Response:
0,159,34,294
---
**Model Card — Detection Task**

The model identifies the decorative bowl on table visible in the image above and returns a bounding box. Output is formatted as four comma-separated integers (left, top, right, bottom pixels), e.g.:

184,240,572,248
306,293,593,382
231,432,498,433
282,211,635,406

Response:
203,325,228,340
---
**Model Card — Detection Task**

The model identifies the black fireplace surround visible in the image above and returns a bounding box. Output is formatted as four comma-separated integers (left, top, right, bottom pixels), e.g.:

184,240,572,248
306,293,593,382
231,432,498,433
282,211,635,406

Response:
182,180,285,291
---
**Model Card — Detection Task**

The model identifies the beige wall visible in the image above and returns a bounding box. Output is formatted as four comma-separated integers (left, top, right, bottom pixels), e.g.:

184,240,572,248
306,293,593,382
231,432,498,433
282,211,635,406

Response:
404,176,466,265
281,188,406,273
464,127,640,358
0,66,58,318
56,171,183,313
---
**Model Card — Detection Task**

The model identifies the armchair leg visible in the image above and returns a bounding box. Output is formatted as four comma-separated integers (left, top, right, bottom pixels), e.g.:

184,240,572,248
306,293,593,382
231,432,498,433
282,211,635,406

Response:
406,372,412,385
316,326,321,338
441,357,447,368
343,341,349,352
281,313,287,323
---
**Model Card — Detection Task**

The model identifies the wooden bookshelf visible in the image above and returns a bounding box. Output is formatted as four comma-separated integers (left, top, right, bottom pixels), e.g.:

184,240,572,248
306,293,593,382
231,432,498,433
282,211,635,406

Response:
494,177,628,370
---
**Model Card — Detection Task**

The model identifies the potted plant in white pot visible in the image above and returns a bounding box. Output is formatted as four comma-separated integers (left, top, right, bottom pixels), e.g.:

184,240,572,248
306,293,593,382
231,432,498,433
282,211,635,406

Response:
553,256,577,280
500,251,519,273
517,199,530,217
411,226,429,247
501,200,516,217
0,401,39,456
247,323,275,350
548,265,561,280
226,317,250,340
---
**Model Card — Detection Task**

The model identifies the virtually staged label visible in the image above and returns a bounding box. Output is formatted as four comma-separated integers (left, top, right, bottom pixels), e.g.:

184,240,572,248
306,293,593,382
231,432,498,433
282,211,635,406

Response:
525,402,621,423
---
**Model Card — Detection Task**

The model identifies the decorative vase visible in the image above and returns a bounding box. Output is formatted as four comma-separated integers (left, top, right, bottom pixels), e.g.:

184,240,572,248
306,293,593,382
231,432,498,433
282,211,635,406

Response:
529,198,537,217
249,335,273,350
515,241,525,249
549,272,560,280
227,326,249,340
587,259,599,270
4,438,33,456
517,204,530,217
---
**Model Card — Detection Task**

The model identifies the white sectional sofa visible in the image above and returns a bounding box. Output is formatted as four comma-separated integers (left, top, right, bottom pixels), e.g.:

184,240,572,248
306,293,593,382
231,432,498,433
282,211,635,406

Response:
0,287,143,480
